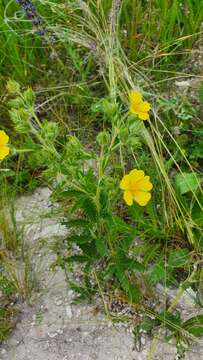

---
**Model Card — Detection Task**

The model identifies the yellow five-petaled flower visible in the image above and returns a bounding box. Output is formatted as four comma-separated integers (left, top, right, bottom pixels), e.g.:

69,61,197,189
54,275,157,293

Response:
120,169,153,206
0,130,10,160
129,90,151,120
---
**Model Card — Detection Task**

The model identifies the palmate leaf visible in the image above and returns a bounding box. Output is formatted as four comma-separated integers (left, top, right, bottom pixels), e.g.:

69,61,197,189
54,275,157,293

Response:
61,188,84,199
115,266,141,303
69,281,96,303
66,234,90,245
79,241,98,258
149,259,166,285
62,219,89,229
116,249,145,272
66,232,98,259
70,194,98,222
95,237,108,257
182,315,203,337
80,197,98,222
159,311,182,332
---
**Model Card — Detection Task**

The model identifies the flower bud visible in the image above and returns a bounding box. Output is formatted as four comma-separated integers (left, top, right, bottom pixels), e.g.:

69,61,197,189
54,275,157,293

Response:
6,80,20,95
101,99,118,117
96,131,110,145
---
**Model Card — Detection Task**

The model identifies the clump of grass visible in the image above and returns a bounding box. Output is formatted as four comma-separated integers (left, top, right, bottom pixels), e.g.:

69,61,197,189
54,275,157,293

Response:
0,197,40,302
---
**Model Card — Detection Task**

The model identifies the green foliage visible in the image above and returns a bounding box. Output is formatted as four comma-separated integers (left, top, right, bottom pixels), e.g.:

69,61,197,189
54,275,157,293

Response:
198,82,203,104
175,172,200,195
0,0,202,353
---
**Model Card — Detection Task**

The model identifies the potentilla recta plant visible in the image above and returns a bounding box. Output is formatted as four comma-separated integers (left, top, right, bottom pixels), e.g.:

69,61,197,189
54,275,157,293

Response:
6,81,155,304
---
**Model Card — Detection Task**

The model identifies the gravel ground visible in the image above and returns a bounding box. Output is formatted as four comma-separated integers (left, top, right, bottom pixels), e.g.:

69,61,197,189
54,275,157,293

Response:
1,187,203,360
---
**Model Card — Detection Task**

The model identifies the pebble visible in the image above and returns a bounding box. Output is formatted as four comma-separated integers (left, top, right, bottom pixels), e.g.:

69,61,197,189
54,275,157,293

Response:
48,332,58,338
175,80,190,88
55,298,63,306
141,336,146,345
66,305,73,318
68,290,74,298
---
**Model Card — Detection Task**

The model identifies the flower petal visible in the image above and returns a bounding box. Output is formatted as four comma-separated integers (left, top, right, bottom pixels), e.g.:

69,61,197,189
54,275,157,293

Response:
120,174,130,190
129,91,142,105
136,111,149,120
0,131,9,146
137,101,151,112
129,169,145,183
0,146,10,160
123,190,133,206
133,191,151,206
136,176,153,191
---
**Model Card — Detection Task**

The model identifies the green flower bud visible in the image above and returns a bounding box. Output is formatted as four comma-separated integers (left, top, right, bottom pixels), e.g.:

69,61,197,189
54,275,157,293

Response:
101,99,118,117
6,80,20,95
40,121,59,142
9,108,30,133
96,131,110,145
23,87,35,107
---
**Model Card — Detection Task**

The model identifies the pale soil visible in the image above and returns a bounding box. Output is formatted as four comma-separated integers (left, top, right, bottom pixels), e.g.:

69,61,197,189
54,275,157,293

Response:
0,187,203,360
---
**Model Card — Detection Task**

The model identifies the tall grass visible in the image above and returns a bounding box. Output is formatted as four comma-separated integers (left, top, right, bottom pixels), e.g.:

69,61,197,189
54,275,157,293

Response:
0,0,46,84
30,0,202,248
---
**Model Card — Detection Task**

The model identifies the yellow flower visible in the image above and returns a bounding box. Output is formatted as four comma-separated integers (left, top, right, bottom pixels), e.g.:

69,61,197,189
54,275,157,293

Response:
0,130,10,160
120,169,153,206
129,91,151,120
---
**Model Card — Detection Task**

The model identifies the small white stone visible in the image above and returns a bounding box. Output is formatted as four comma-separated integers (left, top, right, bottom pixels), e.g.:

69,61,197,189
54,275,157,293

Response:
68,290,74,298
175,80,190,88
141,336,146,345
55,299,63,306
66,305,73,318
48,332,58,338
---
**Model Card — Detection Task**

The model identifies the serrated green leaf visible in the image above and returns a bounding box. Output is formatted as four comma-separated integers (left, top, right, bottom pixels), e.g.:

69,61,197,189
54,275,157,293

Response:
66,234,90,245
23,87,35,107
182,315,203,337
149,260,166,284
61,189,84,198
95,237,108,257
115,267,141,302
168,249,190,268
8,97,24,109
159,311,181,332
63,255,88,263
128,284,141,303
62,219,89,228
81,197,98,222
175,172,200,195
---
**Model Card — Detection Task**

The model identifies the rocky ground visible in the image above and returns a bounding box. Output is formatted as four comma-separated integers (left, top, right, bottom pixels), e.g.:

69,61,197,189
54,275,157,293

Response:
0,187,203,360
